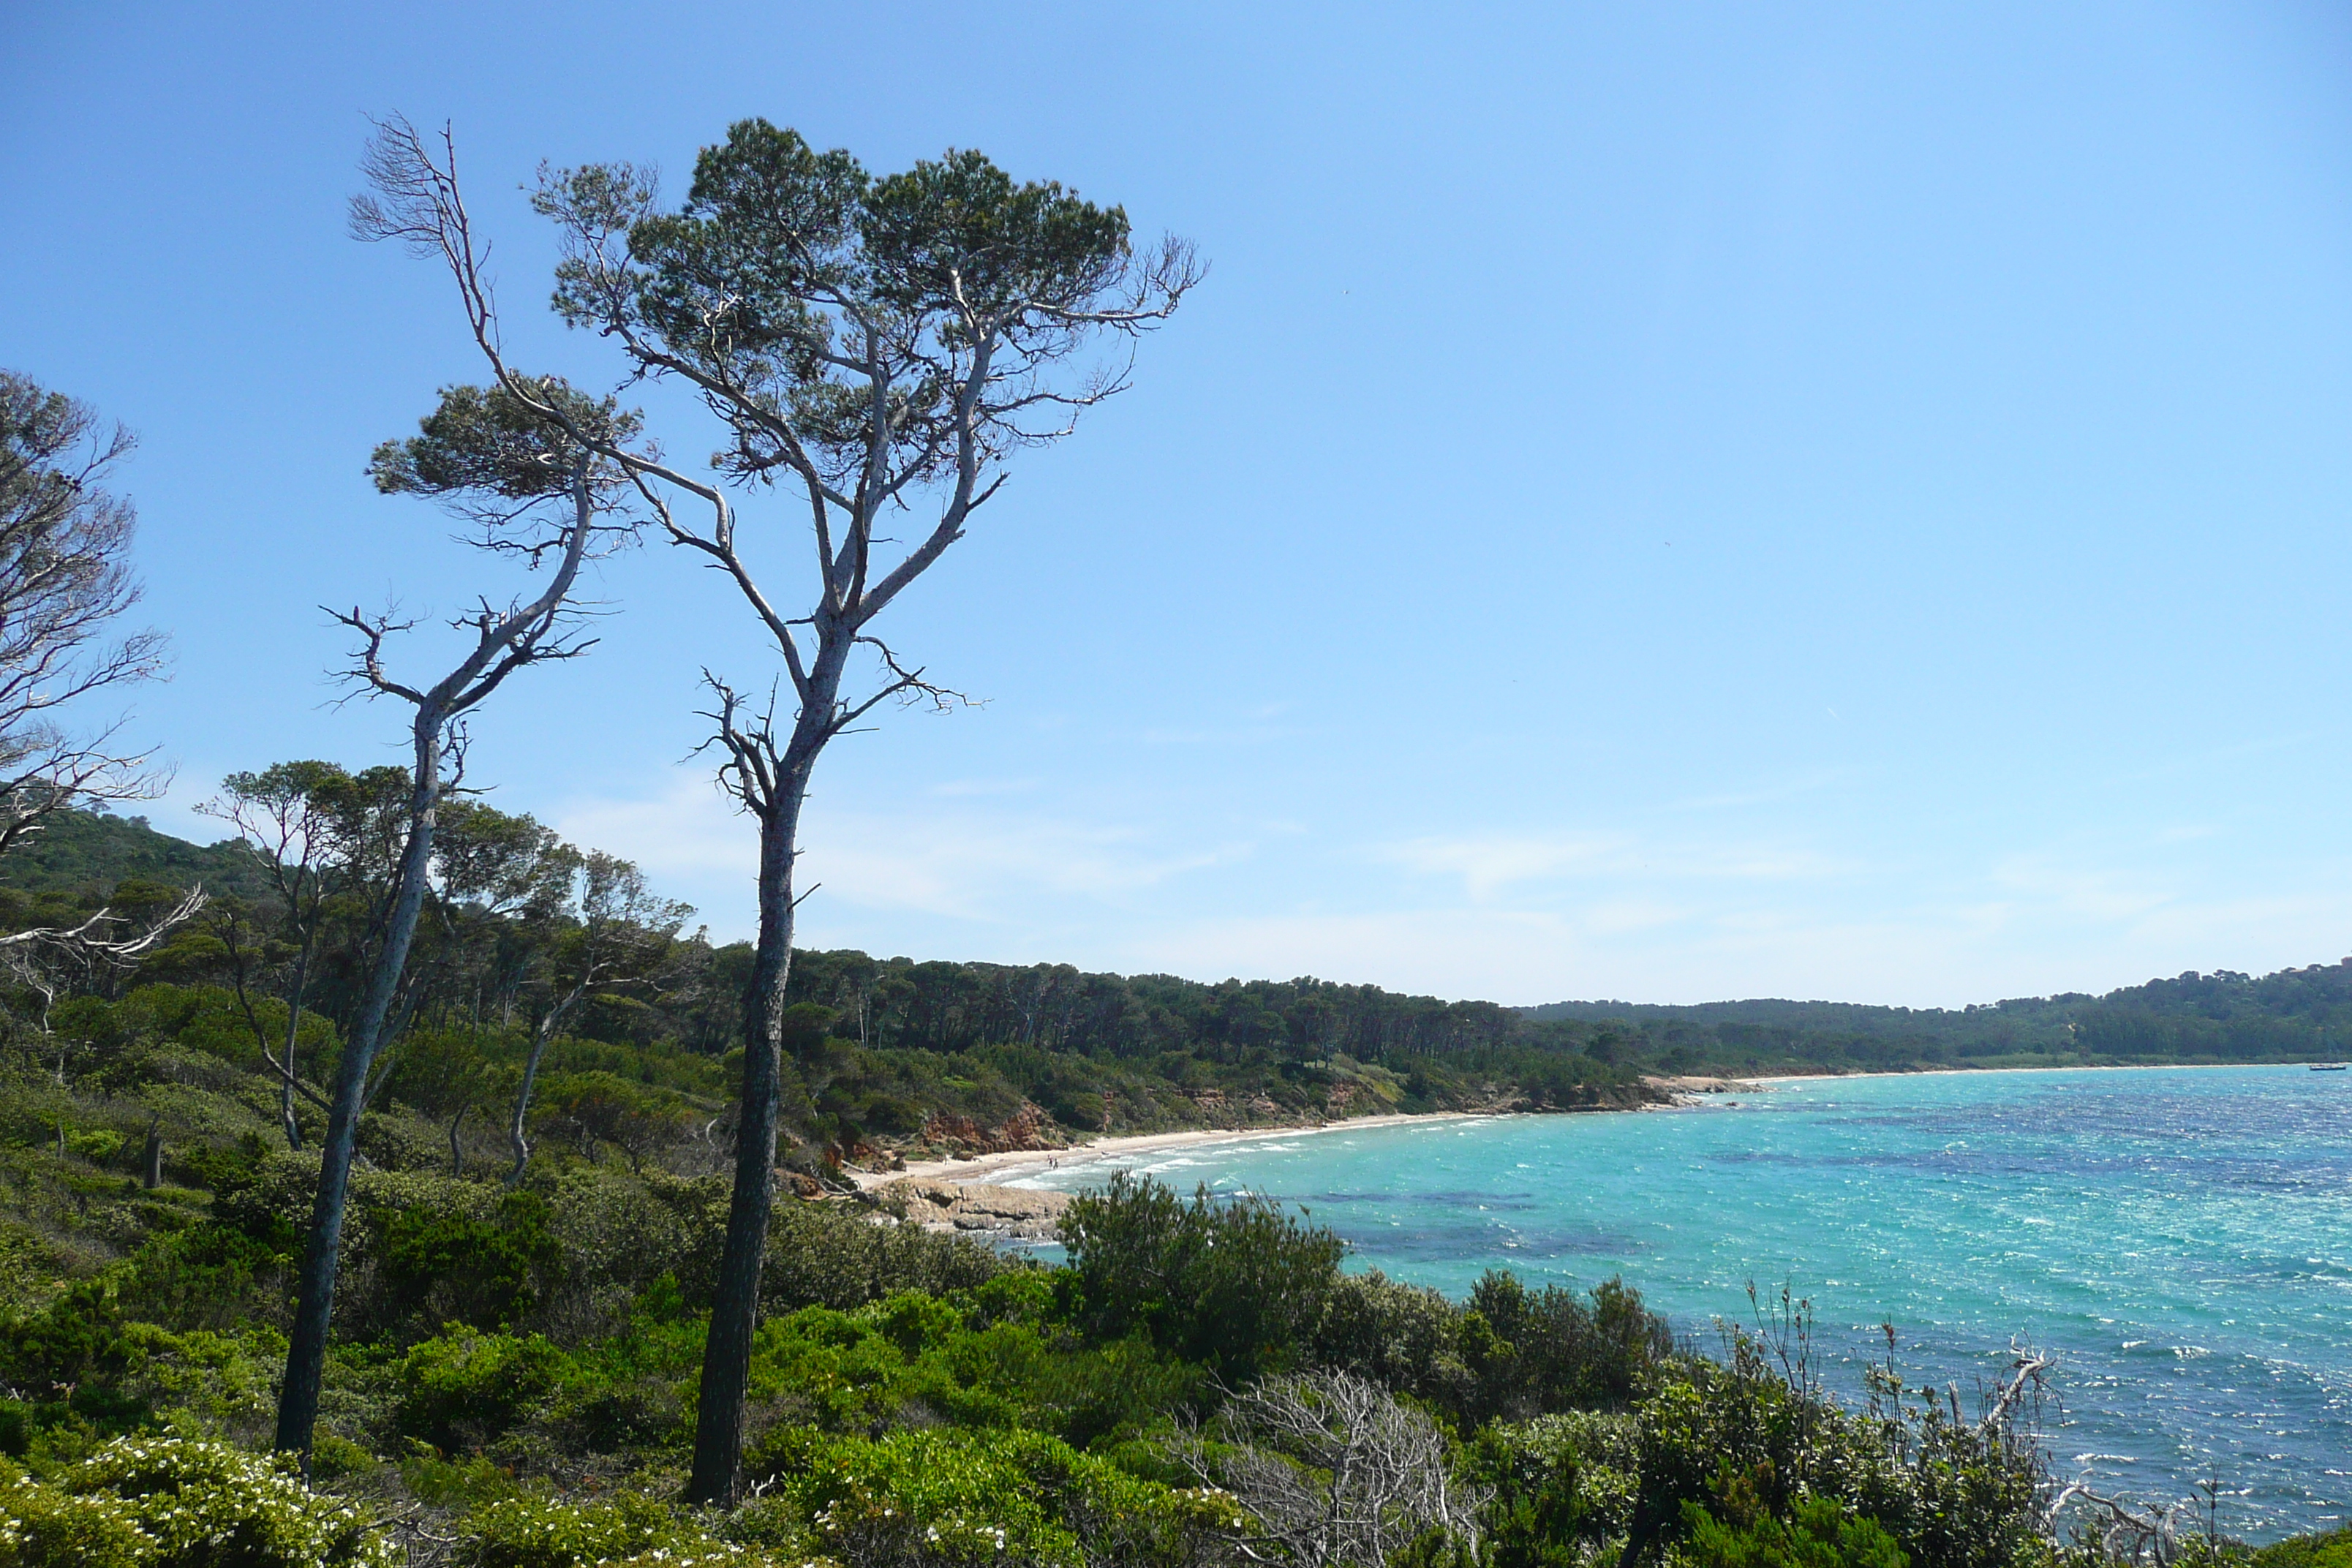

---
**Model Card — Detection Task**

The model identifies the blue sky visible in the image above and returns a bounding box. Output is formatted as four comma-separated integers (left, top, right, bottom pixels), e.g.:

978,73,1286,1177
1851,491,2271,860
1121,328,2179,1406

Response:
7,1,2352,1007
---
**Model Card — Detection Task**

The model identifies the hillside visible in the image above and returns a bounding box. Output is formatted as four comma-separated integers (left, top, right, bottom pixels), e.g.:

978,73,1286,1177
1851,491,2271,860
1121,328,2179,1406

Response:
10,810,2347,1105
1526,962,2352,1071
0,806,278,907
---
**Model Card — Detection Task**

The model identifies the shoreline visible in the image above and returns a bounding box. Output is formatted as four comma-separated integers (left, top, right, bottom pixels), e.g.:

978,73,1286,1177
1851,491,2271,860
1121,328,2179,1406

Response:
1750,1058,2326,1085
852,1060,2329,1193
852,1109,1493,1191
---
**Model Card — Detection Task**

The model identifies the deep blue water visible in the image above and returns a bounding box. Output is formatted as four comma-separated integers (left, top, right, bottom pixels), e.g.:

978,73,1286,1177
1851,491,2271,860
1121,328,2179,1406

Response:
1010,1066,2352,1542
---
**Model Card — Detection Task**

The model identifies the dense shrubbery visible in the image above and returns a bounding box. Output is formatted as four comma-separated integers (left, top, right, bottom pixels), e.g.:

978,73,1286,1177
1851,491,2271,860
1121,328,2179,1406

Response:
0,1438,396,1567
0,1156,2334,1567
2,954,2330,1568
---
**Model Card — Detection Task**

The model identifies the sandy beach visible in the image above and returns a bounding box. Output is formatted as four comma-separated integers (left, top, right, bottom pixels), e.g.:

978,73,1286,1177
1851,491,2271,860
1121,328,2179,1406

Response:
851,1109,1493,1191
847,1063,2281,1194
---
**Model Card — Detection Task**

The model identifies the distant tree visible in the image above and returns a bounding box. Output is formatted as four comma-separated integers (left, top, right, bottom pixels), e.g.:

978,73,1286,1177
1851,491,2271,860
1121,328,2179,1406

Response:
382,1024,513,1175
199,761,369,1147
350,112,1198,1501
268,369,639,1468
417,797,568,1038
507,848,692,1183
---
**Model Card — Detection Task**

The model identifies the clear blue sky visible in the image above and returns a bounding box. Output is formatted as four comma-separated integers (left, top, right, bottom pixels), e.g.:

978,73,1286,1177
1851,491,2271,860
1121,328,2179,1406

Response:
7,1,2352,1008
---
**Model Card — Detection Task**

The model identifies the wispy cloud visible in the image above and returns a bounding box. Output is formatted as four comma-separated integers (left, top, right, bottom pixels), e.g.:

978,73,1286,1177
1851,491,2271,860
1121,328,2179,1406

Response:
928,777,1043,798
546,769,2352,1009
1382,834,1625,897
1379,830,1852,899
553,768,1254,935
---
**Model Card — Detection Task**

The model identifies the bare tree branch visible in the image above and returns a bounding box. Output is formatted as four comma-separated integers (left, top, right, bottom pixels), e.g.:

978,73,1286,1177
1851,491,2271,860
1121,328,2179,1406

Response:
1173,1370,1487,1568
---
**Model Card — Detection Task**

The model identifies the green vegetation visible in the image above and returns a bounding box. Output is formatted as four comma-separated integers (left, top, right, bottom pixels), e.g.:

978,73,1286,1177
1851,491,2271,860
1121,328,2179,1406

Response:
1,815,2344,1564
1526,968,2352,1074
4,1094,2269,1567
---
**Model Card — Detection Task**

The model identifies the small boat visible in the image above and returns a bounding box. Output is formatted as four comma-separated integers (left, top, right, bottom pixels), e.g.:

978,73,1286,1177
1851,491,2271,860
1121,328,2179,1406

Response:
2313,1063,2348,1072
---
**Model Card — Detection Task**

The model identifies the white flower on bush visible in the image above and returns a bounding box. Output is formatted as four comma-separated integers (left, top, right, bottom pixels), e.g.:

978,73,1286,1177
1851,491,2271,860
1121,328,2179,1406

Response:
3,1436,398,1568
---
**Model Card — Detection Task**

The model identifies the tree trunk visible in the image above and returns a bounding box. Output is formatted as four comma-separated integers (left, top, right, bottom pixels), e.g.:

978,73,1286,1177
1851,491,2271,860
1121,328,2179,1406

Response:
448,1106,465,1175
274,718,443,1469
685,756,811,1505
508,1023,549,1184
279,946,312,1150
508,983,582,1186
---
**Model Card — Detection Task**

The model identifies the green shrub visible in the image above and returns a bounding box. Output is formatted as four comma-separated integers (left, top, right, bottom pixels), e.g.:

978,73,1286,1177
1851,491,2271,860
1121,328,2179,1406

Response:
761,1199,1010,1314
1624,1329,2046,1568
120,1324,282,1441
118,1222,291,1332
0,1474,149,1568
0,1226,62,1319
952,1322,1198,1450
0,1436,398,1567
1461,1273,1674,1422
1311,1267,1483,1415
1058,1172,1345,1387
461,1492,791,1568
2256,1528,2352,1568
1682,1496,1911,1568
0,1283,154,1444
749,1425,1244,1568
393,1328,566,1452
306,1431,375,1482
373,1191,562,1333
1471,1411,1642,1567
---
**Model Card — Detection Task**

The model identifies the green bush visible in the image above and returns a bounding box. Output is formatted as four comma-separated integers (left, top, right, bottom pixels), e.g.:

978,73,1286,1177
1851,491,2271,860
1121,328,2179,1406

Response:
725,1289,1165,1450
118,1221,291,1333
2256,1528,2352,1568
0,1436,397,1567
761,1198,1011,1314
1471,1411,1642,1567
748,1425,1244,1568
1683,1496,1911,1568
1311,1267,1471,1411
373,1191,562,1333
1058,1172,1344,1387
1466,1272,1674,1420
1624,1330,2046,1568
461,1492,787,1568
393,1328,566,1452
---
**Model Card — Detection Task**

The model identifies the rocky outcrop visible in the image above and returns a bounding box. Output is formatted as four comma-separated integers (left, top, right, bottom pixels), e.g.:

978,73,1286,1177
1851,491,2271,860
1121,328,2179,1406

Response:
1641,1074,1761,1105
916,1101,1071,1158
868,1177,1073,1242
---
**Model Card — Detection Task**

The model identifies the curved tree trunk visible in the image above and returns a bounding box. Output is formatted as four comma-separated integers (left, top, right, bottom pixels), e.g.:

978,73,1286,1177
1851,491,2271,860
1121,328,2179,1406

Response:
508,1023,550,1184
273,717,444,1467
506,987,580,1186
279,945,311,1149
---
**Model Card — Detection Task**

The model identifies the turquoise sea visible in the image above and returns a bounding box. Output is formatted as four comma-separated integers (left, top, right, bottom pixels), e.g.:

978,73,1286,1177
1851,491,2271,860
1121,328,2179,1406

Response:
1011,1065,2351,1542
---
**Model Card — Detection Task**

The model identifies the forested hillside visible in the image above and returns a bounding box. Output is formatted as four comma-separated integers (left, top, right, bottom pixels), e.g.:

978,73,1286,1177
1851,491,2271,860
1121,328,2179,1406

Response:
1529,962,2352,1071
10,804,2340,1181
0,804,1653,1194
